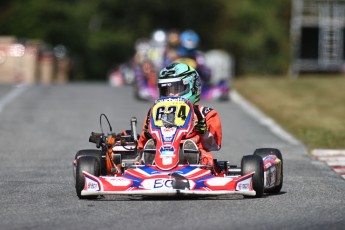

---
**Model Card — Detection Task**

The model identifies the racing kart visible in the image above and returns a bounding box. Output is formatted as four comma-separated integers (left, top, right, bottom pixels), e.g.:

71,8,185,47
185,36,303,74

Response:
132,60,159,101
174,57,230,101
73,96,283,199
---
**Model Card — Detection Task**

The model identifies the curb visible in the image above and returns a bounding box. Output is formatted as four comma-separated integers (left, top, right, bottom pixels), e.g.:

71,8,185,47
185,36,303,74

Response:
311,149,345,179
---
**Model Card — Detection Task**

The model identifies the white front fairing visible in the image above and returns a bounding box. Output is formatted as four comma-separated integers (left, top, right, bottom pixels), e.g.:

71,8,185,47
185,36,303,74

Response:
80,169,258,197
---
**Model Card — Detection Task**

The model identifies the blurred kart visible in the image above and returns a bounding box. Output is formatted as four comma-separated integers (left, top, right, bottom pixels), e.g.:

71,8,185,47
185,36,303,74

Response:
204,49,233,101
109,29,232,102
201,80,230,101
132,60,159,101
174,57,230,101
108,63,135,87
73,96,283,199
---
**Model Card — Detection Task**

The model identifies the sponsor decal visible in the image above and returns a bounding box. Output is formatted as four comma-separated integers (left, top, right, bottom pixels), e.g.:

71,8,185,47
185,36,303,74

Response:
156,97,186,103
265,162,272,168
237,183,249,190
159,145,175,157
162,127,175,132
236,177,252,191
202,107,213,116
163,136,173,142
264,167,276,187
161,127,176,142
85,177,99,191
263,155,276,162
141,178,173,189
159,145,175,165
154,179,173,188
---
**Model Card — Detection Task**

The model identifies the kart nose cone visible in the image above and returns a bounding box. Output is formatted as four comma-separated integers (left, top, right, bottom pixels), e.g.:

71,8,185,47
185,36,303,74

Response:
170,173,190,190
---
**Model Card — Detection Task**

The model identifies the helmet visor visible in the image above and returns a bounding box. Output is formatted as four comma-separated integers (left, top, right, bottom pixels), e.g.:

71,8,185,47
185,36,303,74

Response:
159,81,190,97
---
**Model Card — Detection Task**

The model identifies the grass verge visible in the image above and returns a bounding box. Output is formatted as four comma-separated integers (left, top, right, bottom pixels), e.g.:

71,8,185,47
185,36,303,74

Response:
233,75,345,151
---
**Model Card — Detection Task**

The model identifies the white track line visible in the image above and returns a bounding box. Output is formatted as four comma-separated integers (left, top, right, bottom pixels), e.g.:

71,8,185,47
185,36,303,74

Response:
0,84,29,114
230,90,301,145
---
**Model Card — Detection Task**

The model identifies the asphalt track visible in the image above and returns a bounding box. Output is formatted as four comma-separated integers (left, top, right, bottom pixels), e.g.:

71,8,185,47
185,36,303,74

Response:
0,83,344,230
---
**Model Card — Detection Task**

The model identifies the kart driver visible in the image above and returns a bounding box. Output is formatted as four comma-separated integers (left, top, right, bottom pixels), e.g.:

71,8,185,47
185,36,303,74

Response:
137,62,222,165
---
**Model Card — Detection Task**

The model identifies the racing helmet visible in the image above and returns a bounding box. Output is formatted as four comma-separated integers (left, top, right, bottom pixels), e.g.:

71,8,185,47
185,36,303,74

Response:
158,63,201,104
167,29,180,47
180,30,199,49
151,29,167,45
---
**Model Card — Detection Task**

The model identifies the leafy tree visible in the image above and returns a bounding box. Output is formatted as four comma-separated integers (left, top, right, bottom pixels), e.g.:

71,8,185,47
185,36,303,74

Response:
217,0,291,75
0,0,291,79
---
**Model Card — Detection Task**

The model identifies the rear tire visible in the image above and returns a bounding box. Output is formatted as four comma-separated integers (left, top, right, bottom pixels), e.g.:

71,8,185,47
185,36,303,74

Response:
75,156,100,199
254,148,283,194
241,155,264,198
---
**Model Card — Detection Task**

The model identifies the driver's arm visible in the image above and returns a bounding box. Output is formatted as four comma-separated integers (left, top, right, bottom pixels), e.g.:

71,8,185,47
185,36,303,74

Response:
200,107,222,151
137,109,151,151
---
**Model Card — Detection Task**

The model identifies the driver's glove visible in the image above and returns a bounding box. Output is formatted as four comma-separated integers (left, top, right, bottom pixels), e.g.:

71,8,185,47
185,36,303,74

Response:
195,118,207,134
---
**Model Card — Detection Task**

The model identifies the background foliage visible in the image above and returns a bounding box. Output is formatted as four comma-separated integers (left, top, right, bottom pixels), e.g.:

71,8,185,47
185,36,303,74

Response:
0,0,291,80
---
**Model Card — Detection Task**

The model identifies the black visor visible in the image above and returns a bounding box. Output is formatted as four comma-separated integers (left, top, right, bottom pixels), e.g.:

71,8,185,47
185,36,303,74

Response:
159,81,190,97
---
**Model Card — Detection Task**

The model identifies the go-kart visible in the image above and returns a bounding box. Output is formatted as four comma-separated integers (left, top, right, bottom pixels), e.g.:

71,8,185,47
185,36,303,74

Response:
73,96,283,199
132,60,159,101
174,57,230,101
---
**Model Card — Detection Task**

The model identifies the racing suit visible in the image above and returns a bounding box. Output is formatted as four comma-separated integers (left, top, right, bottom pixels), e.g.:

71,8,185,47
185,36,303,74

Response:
137,105,222,165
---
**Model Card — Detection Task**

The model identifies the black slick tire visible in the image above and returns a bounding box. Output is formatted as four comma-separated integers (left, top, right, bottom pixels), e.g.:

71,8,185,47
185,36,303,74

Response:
75,149,105,175
241,155,264,198
254,148,283,194
75,156,100,199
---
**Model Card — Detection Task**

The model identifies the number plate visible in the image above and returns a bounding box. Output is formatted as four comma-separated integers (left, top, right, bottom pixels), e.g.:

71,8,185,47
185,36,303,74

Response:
152,98,191,127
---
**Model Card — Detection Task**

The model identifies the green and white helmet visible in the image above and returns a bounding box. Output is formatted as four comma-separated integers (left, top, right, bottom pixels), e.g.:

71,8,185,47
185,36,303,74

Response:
158,63,201,104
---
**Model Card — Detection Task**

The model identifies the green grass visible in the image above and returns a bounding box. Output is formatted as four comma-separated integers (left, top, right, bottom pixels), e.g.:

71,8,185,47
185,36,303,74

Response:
233,75,345,151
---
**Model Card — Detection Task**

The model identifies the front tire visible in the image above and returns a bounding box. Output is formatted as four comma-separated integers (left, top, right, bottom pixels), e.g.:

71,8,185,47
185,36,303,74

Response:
254,148,283,194
74,149,105,175
75,156,100,199
241,155,264,198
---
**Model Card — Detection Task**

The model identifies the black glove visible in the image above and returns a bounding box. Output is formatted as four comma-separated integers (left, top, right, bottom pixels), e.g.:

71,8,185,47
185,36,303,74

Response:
195,118,207,134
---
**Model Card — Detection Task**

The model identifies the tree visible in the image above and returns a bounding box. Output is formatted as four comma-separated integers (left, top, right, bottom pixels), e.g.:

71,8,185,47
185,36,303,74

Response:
0,0,292,79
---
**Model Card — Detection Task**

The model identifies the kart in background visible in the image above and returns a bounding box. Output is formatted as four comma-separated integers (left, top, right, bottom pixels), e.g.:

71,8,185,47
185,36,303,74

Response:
132,60,159,101
174,57,230,101
73,97,283,199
